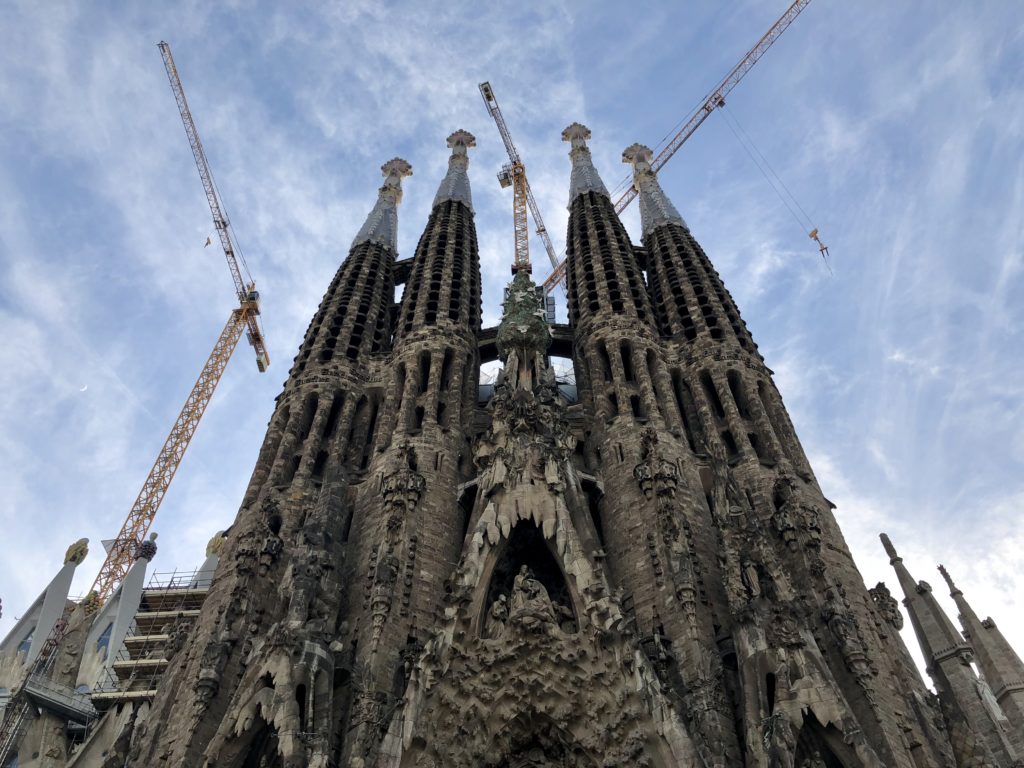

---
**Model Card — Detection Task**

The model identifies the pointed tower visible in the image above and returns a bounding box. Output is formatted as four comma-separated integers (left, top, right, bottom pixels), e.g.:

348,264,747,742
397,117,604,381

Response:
339,130,484,763
620,142,958,766
125,159,413,768
939,564,1024,754
882,535,1020,766
95,119,1024,768
373,268,707,767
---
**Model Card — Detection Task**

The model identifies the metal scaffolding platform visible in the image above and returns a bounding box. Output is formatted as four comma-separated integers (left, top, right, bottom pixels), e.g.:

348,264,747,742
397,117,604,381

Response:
92,568,214,710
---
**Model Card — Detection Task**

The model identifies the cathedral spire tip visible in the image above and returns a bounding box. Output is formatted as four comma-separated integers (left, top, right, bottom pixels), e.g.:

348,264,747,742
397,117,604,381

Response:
622,142,653,169
562,122,609,203
352,157,412,251
562,122,592,147
622,141,687,234
433,129,475,212
938,564,961,595
446,129,476,152
879,532,899,562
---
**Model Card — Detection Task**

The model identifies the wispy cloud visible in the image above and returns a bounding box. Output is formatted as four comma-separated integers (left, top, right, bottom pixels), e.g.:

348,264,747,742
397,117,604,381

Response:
1,1,1022,670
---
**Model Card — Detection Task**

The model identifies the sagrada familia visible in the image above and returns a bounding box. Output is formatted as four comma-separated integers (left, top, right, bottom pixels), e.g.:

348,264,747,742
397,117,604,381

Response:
1,125,1022,768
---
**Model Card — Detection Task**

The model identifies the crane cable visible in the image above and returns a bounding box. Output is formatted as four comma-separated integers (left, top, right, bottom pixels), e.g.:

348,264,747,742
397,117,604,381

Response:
718,104,831,273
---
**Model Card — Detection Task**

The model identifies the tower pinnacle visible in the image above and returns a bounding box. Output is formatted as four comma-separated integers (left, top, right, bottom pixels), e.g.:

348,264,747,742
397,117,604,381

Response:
938,564,1024,748
432,129,475,211
881,534,1020,765
562,122,609,202
622,142,687,235
352,157,412,251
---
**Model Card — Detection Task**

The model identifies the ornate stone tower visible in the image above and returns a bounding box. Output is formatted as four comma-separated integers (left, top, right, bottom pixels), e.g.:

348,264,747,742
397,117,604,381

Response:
118,125,1023,768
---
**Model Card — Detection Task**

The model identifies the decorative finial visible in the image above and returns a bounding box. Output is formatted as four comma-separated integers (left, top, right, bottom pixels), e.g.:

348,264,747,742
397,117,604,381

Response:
938,564,961,595
352,157,412,251
64,538,90,565
879,533,900,562
136,532,158,562
562,122,592,149
380,157,413,203
562,122,609,202
433,130,475,211
446,129,476,155
622,142,653,173
623,142,687,234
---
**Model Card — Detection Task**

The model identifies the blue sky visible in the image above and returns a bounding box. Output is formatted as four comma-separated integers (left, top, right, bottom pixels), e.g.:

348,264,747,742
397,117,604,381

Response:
1,1,1022,670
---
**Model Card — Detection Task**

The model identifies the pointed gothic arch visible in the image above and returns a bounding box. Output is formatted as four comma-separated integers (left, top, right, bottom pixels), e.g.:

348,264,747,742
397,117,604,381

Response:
793,711,863,768
476,519,578,637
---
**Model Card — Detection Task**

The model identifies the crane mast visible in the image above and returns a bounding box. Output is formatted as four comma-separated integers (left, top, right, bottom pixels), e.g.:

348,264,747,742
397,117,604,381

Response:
0,42,272,762
480,82,560,273
543,0,814,294
85,42,271,603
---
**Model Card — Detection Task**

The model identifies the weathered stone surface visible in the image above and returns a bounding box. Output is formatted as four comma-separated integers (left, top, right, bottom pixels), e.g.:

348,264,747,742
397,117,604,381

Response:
11,126,1018,768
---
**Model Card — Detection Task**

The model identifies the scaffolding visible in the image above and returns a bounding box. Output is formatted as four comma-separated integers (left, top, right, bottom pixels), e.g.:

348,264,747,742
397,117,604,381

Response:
91,568,214,709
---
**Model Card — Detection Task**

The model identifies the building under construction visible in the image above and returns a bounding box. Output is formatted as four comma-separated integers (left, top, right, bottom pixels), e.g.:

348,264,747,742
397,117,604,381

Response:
2,2,1024,765
1,119,1023,766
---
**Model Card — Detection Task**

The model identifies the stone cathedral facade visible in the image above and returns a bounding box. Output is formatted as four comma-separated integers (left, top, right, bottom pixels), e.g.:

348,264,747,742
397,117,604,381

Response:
34,124,1019,767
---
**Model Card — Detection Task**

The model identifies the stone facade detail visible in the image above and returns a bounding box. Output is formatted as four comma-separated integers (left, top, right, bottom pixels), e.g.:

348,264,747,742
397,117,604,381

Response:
7,122,1019,768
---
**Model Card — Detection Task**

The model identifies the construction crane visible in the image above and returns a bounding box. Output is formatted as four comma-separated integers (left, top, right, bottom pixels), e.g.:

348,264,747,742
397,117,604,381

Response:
543,0,814,294
479,81,560,275
0,42,273,763
82,42,270,604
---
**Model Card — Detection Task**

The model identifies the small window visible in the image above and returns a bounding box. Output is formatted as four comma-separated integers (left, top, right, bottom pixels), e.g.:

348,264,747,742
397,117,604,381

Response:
17,629,34,655
96,622,113,658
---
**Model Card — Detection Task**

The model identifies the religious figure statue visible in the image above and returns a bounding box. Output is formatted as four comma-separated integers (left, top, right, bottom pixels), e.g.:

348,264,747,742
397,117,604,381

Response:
508,565,557,631
485,594,509,639
742,560,762,599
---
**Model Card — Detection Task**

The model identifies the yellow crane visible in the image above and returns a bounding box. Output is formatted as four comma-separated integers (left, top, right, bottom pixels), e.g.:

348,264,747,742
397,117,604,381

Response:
543,0,815,295
0,41,270,761
479,81,560,277
84,43,270,603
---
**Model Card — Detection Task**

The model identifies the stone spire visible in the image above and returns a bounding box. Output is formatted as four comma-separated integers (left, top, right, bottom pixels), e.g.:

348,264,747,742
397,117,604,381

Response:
352,157,412,251
432,129,475,212
939,564,1024,751
881,534,1020,766
880,533,966,662
562,122,609,203
622,143,688,235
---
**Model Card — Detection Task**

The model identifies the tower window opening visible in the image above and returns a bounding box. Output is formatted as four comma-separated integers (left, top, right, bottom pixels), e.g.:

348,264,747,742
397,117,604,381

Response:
748,433,767,462
312,450,329,479
439,349,454,390
393,364,406,416
727,371,752,419
620,342,635,382
598,342,613,382
583,479,605,547
284,454,302,484
359,398,381,469
630,395,645,420
418,352,432,395
700,371,726,420
721,430,739,459
296,684,307,730
321,393,345,441
298,393,320,441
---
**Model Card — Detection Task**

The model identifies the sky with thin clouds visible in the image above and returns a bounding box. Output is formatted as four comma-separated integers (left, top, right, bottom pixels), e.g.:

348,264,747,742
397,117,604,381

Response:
1,0,1022,678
